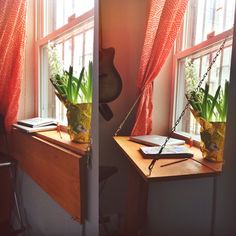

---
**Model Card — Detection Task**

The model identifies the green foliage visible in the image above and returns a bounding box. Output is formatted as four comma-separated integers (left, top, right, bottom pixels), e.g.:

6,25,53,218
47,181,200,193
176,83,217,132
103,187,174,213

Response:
185,60,229,122
186,83,228,122
50,63,93,105
48,43,63,77
79,61,93,103
48,43,93,104
185,58,198,92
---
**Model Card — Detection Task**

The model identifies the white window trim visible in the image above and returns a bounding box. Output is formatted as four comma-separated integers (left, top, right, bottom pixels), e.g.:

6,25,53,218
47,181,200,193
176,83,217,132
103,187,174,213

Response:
170,26,234,142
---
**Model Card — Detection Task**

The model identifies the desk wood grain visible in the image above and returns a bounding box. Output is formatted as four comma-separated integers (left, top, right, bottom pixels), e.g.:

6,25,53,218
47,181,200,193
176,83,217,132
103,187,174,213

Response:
11,128,85,223
113,136,223,181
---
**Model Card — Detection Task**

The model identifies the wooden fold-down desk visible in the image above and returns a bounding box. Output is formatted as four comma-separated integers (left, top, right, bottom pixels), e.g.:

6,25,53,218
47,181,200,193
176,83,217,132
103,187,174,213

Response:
113,136,223,236
11,128,88,223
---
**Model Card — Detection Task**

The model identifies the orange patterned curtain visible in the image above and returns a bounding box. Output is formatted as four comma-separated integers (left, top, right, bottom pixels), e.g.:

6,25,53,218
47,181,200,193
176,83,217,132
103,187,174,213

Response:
0,0,27,131
131,0,188,135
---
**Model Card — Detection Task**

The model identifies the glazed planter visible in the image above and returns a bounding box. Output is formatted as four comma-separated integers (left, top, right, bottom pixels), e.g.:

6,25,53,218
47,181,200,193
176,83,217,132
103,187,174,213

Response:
66,103,92,143
191,109,226,162
200,121,226,162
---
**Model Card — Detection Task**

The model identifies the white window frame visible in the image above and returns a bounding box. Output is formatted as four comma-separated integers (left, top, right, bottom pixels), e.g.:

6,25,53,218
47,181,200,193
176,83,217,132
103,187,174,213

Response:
170,1,234,142
34,1,94,121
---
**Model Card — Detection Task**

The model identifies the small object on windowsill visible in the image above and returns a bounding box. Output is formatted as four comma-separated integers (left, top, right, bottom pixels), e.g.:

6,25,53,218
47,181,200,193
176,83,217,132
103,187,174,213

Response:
68,13,76,22
57,122,62,139
160,158,189,167
207,31,215,39
17,117,56,128
189,137,193,148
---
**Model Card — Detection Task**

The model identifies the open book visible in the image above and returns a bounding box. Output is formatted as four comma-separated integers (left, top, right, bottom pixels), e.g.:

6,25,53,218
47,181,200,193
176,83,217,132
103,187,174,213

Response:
14,117,57,133
140,145,193,159
13,123,57,133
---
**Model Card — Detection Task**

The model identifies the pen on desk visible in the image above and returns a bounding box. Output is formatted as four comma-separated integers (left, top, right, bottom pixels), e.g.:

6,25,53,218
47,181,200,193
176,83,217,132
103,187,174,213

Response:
160,158,189,167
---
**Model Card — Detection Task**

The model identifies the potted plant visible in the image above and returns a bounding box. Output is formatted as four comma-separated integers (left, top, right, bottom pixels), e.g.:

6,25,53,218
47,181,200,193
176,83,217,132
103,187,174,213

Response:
185,59,229,162
48,43,92,143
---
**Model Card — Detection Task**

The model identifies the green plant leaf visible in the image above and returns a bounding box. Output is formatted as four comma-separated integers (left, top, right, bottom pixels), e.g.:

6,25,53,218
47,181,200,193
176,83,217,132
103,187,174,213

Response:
50,77,66,98
66,66,73,103
185,59,229,122
80,82,88,103
49,59,93,104
209,85,221,121
75,67,85,103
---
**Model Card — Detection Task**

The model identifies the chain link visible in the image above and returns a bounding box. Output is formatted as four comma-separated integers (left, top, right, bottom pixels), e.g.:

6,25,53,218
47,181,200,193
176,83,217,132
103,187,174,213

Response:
148,37,227,175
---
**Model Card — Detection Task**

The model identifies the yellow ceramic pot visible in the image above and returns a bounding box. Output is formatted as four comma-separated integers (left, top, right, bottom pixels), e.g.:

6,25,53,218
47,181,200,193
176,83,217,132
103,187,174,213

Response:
67,103,92,143
190,109,226,162
200,122,226,162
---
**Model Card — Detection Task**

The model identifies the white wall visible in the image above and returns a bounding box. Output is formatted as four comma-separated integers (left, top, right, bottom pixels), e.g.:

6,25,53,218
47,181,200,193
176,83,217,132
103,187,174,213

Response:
16,1,98,235
99,0,148,216
152,50,174,135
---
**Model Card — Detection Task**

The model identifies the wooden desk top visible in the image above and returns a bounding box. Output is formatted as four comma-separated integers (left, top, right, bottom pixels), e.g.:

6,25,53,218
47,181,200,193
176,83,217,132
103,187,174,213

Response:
113,136,223,181
35,130,89,156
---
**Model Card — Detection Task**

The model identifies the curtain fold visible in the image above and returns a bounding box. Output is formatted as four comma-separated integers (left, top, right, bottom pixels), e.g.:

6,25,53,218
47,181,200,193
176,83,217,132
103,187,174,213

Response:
0,0,27,131
131,0,188,136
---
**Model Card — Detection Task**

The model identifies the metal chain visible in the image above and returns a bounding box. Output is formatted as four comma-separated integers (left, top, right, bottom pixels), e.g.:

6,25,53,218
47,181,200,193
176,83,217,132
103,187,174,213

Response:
148,37,227,175
114,92,142,136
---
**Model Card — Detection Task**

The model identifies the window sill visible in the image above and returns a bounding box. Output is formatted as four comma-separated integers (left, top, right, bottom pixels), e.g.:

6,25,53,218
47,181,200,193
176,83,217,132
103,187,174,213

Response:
113,136,223,181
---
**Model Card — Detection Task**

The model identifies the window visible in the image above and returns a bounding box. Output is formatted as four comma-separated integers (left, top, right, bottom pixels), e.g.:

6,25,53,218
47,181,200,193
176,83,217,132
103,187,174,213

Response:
36,0,94,123
173,0,235,139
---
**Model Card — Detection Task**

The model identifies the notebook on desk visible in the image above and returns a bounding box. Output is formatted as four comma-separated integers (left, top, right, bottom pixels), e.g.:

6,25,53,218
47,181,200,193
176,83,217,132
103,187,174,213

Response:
139,145,193,159
129,134,185,146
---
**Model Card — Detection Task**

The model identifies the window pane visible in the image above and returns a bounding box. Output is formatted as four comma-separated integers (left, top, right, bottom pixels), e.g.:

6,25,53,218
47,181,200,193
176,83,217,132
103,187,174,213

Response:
194,0,205,45
38,0,94,122
84,29,94,66
74,34,84,76
43,0,94,36
182,0,235,50
175,0,234,137
175,45,232,135
39,28,94,122
40,46,55,118
209,51,221,93
64,39,72,71
221,47,232,86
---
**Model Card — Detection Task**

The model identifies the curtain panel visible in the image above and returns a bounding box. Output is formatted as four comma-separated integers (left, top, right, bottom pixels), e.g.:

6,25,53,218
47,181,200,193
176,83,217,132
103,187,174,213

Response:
131,0,189,135
0,0,27,130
